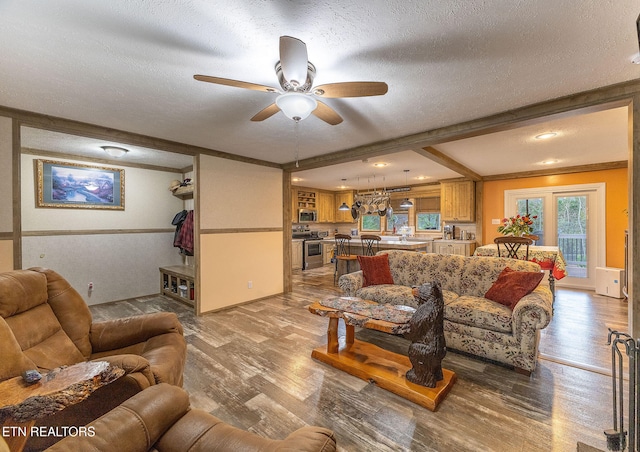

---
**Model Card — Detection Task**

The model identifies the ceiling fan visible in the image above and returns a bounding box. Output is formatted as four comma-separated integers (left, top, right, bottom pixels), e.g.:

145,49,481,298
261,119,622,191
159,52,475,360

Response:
194,36,388,125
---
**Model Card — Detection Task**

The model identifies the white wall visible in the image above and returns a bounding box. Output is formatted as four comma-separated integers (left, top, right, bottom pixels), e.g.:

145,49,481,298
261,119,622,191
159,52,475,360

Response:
20,153,186,304
0,117,13,272
22,232,180,304
0,117,12,233
21,154,180,231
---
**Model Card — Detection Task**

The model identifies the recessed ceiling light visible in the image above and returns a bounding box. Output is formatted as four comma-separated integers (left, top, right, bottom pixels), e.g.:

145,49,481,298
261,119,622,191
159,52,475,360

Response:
373,162,387,168
535,132,557,140
416,176,429,180
540,159,560,165
291,177,302,182
632,54,640,64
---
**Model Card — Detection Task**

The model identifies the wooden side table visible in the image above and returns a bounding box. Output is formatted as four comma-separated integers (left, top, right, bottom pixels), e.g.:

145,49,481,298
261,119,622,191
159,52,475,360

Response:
0,361,124,451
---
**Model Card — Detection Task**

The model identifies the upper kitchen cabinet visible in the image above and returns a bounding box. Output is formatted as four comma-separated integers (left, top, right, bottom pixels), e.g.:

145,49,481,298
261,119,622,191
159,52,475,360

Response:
292,188,317,223
441,181,475,222
335,191,354,223
317,191,335,223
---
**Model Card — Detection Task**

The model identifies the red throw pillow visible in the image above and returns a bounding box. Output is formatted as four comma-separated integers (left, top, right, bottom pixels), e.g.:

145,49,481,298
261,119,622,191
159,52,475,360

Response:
357,254,394,287
485,267,544,310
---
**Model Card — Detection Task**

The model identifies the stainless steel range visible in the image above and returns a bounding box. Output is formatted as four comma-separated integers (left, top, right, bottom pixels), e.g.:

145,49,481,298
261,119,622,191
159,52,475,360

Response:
292,229,325,270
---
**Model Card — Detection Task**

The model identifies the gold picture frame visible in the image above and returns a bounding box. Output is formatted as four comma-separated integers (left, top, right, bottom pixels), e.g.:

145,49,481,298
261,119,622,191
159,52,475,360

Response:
36,159,125,210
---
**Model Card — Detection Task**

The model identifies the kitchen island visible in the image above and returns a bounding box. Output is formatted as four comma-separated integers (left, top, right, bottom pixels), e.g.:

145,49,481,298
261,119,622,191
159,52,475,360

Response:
323,237,431,254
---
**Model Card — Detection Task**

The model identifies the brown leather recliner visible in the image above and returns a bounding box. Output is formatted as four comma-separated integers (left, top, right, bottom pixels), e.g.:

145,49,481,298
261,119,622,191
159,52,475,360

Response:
44,383,336,452
0,267,187,450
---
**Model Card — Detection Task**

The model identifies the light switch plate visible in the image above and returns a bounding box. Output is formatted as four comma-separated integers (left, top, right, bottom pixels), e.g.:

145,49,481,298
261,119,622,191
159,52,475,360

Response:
492,219,501,224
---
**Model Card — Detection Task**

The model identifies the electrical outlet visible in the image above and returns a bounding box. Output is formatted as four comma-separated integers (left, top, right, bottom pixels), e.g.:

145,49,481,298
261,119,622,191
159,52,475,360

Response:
248,281,253,289
492,218,501,225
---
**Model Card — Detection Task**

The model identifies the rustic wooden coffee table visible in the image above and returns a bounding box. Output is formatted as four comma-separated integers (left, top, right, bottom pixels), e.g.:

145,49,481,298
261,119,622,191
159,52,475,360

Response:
0,361,124,451
308,297,456,411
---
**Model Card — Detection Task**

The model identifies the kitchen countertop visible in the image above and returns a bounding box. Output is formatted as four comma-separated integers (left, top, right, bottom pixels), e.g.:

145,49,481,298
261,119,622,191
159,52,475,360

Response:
323,238,430,250
432,239,477,244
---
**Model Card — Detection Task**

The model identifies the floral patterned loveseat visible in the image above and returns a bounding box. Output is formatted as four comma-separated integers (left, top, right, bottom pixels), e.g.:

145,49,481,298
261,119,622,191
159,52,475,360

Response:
338,250,553,374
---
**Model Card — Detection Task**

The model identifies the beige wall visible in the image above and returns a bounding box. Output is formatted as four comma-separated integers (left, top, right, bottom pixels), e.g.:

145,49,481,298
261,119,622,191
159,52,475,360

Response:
199,156,283,229
200,232,283,311
0,241,12,272
198,155,283,314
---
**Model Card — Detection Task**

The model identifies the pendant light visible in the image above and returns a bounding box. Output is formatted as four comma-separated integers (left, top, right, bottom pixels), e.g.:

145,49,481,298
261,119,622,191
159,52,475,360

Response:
400,170,413,208
338,180,350,211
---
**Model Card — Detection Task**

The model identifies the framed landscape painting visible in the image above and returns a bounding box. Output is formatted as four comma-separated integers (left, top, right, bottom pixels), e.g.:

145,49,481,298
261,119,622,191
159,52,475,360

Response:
36,159,125,210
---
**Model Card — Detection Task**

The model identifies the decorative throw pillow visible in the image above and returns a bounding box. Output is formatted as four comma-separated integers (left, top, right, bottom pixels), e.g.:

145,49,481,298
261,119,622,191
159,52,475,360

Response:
485,267,544,310
357,254,394,287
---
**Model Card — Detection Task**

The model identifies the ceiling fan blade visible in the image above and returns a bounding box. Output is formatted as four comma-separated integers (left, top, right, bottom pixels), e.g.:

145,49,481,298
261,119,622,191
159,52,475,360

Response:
313,81,388,98
194,75,278,93
312,101,343,125
279,36,309,88
251,103,280,122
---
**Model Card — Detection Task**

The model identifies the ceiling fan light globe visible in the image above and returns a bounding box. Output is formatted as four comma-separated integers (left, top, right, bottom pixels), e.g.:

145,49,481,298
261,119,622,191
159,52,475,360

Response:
275,92,317,121
101,146,129,158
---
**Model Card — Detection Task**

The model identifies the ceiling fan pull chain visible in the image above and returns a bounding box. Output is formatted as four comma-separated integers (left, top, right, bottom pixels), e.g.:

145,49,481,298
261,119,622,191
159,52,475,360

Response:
294,119,300,167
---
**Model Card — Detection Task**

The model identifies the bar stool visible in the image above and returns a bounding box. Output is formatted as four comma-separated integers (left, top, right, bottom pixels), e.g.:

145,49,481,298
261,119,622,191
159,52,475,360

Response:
334,234,359,285
361,234,381,256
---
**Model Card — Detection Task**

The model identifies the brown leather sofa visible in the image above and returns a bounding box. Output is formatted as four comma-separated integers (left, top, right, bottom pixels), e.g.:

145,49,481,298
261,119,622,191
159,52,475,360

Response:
42,383,336,452
0,267,187,449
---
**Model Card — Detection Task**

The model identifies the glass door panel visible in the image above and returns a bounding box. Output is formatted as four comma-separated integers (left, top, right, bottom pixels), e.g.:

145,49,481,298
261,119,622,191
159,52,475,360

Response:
555,194,589,280
516,197,544,244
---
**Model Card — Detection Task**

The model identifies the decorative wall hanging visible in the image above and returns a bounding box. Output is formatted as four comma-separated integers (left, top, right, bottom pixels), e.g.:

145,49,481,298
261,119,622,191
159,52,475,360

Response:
36,159,124,210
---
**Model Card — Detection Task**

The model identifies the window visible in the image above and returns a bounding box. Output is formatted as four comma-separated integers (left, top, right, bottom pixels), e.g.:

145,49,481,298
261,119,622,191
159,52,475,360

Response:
361,213,381,231
386,199,409,232
415,197,441,232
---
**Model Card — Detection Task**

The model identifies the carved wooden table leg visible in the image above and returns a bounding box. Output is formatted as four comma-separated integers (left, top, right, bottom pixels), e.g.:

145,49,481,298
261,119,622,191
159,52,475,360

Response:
327,317,339,353
345,323,355,348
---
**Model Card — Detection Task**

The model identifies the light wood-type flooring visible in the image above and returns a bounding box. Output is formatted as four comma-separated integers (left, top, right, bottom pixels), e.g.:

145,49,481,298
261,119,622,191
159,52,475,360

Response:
89,264,629,451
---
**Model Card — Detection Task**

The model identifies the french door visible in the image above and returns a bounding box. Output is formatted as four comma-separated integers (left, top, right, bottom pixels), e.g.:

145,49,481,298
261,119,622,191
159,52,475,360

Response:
504,184,605,289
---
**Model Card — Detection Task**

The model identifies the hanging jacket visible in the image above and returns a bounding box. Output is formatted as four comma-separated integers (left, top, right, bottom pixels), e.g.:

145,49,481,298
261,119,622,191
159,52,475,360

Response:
174,210,194,256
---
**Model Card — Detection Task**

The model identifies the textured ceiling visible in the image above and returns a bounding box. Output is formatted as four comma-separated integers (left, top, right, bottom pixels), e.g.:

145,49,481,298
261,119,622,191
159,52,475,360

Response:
2,1,638,188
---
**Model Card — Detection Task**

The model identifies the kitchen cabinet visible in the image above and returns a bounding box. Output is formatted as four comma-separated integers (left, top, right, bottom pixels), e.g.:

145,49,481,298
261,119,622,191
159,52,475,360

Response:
441,181,475,222
317,191,335,223
292,188,317,223
432,240,476,256
292,240,303,270
323,242,335,265
335,191,355,223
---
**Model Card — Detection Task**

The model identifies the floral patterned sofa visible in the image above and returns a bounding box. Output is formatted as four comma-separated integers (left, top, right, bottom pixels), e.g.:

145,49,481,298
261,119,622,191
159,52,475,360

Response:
338,250,553,374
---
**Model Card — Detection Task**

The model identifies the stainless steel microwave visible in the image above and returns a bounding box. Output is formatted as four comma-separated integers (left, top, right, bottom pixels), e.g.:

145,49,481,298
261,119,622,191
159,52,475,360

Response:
298,209,317,223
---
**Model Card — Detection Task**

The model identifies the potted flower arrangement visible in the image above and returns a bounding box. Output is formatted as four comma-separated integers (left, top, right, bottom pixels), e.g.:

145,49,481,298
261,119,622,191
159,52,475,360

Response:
497,214,537,236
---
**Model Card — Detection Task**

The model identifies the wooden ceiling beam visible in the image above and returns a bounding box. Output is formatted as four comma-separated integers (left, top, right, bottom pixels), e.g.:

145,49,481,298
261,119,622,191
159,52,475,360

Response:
413,146,482,181
285,79,640,172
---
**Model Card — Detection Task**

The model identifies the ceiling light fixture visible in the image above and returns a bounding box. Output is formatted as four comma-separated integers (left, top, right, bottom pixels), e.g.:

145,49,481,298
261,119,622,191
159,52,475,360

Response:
101,146,129,158
275,92,317,121
373,162,387,168
540,159,560,165
400,170,413,208
534,132,557,140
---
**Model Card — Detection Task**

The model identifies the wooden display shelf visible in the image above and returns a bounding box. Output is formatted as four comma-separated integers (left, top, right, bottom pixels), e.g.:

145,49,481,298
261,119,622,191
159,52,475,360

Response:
159,265,195,306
